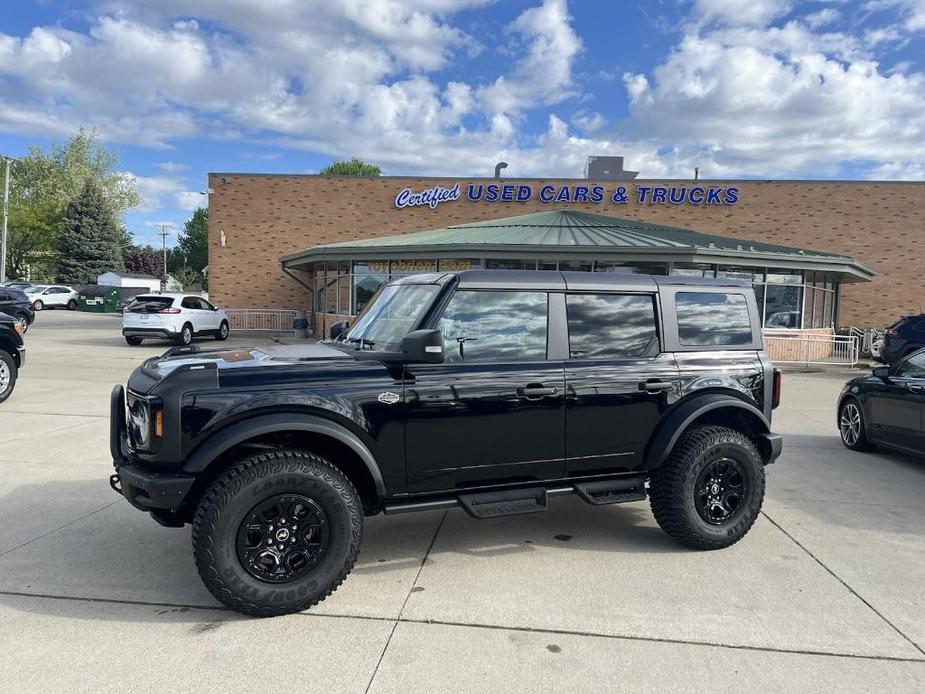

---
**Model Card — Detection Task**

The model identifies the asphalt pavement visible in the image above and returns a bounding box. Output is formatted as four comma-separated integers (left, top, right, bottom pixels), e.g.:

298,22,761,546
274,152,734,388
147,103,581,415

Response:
0,311,923,693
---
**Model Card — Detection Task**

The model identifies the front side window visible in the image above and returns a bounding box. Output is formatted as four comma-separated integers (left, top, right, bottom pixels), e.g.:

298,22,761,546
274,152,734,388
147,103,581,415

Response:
342,283,439,352
896,352,925,378
676,292,753,346
567,293,658,359
438,290,548,363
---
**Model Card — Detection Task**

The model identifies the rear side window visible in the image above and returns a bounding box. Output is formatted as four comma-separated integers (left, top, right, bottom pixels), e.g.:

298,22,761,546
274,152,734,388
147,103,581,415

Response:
438,290,548,363
567,293,658,359
127,296,174,311
676,292,753,346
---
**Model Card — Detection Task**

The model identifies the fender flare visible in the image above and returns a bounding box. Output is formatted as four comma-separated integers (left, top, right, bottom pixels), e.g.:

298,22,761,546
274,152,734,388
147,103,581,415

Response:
181,413,387,496
643,393,771,470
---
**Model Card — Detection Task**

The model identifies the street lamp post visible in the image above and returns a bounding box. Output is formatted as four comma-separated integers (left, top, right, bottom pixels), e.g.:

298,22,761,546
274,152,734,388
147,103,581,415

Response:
158,223,170,291
0,155,16,283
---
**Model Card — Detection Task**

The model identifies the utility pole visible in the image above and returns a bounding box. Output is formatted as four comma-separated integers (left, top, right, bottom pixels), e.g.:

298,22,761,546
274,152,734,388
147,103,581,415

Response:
0,155,16,283
158,223,170,291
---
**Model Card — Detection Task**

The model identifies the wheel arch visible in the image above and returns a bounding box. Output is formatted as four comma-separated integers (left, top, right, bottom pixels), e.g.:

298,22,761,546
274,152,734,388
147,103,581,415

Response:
181,413,386,514
644,393,773,469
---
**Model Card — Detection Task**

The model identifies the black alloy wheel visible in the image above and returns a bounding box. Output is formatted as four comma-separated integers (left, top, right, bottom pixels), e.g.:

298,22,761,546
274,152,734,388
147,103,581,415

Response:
693,458,746,525
236,494,330,583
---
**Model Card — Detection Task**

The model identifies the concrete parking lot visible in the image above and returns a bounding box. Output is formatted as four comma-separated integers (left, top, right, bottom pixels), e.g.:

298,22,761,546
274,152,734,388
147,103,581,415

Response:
0,311,923,693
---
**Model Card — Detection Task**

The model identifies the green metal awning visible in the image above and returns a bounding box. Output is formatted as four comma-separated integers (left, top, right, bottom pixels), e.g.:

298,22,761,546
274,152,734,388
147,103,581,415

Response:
281,209,874,282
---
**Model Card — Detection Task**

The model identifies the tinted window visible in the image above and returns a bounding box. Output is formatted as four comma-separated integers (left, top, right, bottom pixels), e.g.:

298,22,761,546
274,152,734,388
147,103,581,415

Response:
199,298,215,311
676,292,753,346
181,297,199,309
567,293,658,359
0,293,10,302
438,290,548,363
897,352,925,378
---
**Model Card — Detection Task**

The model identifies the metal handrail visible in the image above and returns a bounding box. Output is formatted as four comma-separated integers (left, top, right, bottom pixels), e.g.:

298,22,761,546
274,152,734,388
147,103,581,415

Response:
225,309,298,334
764,333,859,366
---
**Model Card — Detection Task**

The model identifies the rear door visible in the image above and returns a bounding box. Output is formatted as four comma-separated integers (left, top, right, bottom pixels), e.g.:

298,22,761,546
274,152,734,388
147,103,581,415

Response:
196,298,221,331
180,296,206,332
403,288,566,493
563,291,678,475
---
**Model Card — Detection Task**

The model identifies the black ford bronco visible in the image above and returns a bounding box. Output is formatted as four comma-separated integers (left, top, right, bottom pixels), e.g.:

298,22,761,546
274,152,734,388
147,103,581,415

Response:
109,270,782,617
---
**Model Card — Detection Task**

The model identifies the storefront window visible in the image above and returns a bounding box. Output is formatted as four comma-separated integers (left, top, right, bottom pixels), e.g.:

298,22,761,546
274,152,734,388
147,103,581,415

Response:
594,261,667,275
391,259,437,274
438,259,481,271
559,259,594,272
486,259,535,270
671,263,716,278
353,261,389,314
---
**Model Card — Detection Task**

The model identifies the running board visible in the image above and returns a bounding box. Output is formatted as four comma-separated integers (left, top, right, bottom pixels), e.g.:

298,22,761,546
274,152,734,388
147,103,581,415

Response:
458,487,548,519
572,478,647,505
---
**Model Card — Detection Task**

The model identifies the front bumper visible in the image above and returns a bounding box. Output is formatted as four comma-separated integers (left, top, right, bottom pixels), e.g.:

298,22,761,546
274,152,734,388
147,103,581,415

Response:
109,385,194,512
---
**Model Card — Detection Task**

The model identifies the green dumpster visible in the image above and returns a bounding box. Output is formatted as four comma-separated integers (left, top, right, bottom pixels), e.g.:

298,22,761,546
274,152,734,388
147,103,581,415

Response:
77,285,152,312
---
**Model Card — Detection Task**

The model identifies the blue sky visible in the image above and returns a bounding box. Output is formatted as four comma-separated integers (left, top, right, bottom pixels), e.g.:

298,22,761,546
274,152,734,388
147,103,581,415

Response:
0,0,923,246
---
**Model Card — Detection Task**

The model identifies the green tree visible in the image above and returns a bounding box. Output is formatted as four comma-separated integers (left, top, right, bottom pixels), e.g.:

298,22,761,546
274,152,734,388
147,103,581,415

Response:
56,181,124,285
319,158,382,176
3,129,140,278
124,245,164,278
175,207,208,273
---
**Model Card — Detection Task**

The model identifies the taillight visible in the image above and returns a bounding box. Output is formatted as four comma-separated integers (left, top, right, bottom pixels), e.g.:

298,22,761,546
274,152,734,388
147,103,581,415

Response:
772,368,782,409
157,307,181,314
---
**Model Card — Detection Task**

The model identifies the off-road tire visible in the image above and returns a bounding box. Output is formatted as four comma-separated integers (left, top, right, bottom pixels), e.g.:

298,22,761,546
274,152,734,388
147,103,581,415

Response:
215,320,229,341
839,397,872,451
0,350,18,404
192,450,364,617
125,336,143,346
176,323,193,346
649,425,765,551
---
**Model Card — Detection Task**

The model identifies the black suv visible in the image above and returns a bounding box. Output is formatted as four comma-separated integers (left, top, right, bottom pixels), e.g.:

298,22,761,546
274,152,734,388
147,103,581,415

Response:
109,271,782,617
0,313,26,403
881,314,925,364
0,288,34,333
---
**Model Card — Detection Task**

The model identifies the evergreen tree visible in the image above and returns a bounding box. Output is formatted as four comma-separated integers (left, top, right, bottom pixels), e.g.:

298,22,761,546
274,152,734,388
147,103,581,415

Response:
56,181,124,285
174,207,208,273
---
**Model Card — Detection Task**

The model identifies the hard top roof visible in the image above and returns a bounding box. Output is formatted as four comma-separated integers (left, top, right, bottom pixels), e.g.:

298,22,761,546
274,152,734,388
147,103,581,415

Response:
392,269,749,291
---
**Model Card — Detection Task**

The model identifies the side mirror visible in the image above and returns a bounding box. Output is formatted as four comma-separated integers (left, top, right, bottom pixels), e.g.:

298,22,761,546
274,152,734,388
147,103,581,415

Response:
401,329,444,364
872,366,891,380
329,320,349,341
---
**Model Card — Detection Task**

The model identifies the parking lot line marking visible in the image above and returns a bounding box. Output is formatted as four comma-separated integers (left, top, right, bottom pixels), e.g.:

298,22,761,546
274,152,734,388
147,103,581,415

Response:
0,500,123,558
761,510,925,658
364,510,449,693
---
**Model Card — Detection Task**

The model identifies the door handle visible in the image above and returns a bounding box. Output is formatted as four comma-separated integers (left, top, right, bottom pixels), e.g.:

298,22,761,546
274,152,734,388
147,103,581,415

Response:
639,380,674,392
517,385,559,399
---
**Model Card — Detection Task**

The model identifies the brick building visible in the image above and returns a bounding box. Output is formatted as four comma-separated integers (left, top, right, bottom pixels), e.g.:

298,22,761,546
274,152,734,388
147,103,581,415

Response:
206,174,923,335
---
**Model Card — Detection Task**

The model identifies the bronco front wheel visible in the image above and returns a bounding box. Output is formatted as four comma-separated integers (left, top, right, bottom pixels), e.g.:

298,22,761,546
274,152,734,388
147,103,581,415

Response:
192,450,364,617
649,425,765,550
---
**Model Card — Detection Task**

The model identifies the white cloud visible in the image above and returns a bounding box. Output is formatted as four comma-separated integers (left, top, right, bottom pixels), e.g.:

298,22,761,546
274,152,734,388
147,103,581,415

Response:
804,8,840,29
694,0,791,27
128,173,203,213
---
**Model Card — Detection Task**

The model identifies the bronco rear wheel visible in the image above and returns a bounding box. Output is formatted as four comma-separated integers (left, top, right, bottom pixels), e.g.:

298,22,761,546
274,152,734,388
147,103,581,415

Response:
649,425,765,550
192,449,363,617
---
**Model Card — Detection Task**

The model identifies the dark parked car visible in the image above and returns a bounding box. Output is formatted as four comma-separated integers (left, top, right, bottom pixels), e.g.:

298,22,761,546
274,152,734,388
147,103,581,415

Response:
838,348,925,457
0,313,26,403
881,314,925,364
0,288,35,333
109,271,782,617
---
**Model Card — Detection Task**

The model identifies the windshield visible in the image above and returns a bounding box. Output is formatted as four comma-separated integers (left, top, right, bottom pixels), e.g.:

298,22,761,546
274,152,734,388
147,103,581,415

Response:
340,283,439,351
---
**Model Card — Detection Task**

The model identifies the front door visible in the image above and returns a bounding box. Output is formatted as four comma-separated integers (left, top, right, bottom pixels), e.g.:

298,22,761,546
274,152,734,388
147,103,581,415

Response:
403,289,565,493
869,352,925,451
563,292,678,474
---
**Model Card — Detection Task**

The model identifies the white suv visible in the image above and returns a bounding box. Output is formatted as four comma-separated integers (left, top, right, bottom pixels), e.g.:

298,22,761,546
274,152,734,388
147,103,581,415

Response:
122,293,229,346
27,285,78,310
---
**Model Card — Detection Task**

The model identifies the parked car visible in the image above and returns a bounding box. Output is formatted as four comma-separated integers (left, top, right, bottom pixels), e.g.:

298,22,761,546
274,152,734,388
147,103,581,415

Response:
121,293,229,346
880,314,925,364
0,313,26,403
25,284,78,311
1,280,36,291
870,335,884,362
0,288,35,333
109,270,782,617
838,348,925,457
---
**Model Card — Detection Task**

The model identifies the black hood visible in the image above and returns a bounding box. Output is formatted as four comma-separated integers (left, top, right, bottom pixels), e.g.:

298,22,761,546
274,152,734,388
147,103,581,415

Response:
145,342,351,379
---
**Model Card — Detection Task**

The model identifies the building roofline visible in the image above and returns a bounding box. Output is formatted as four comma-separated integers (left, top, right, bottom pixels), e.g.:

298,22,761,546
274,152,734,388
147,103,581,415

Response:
208,172,925,185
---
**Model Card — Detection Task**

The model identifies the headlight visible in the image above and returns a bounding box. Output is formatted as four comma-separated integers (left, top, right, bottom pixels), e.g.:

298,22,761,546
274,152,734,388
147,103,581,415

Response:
127,393,162,450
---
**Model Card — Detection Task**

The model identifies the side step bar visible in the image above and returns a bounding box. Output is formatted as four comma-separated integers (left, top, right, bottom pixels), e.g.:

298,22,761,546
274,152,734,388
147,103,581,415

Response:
384,476,647,518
